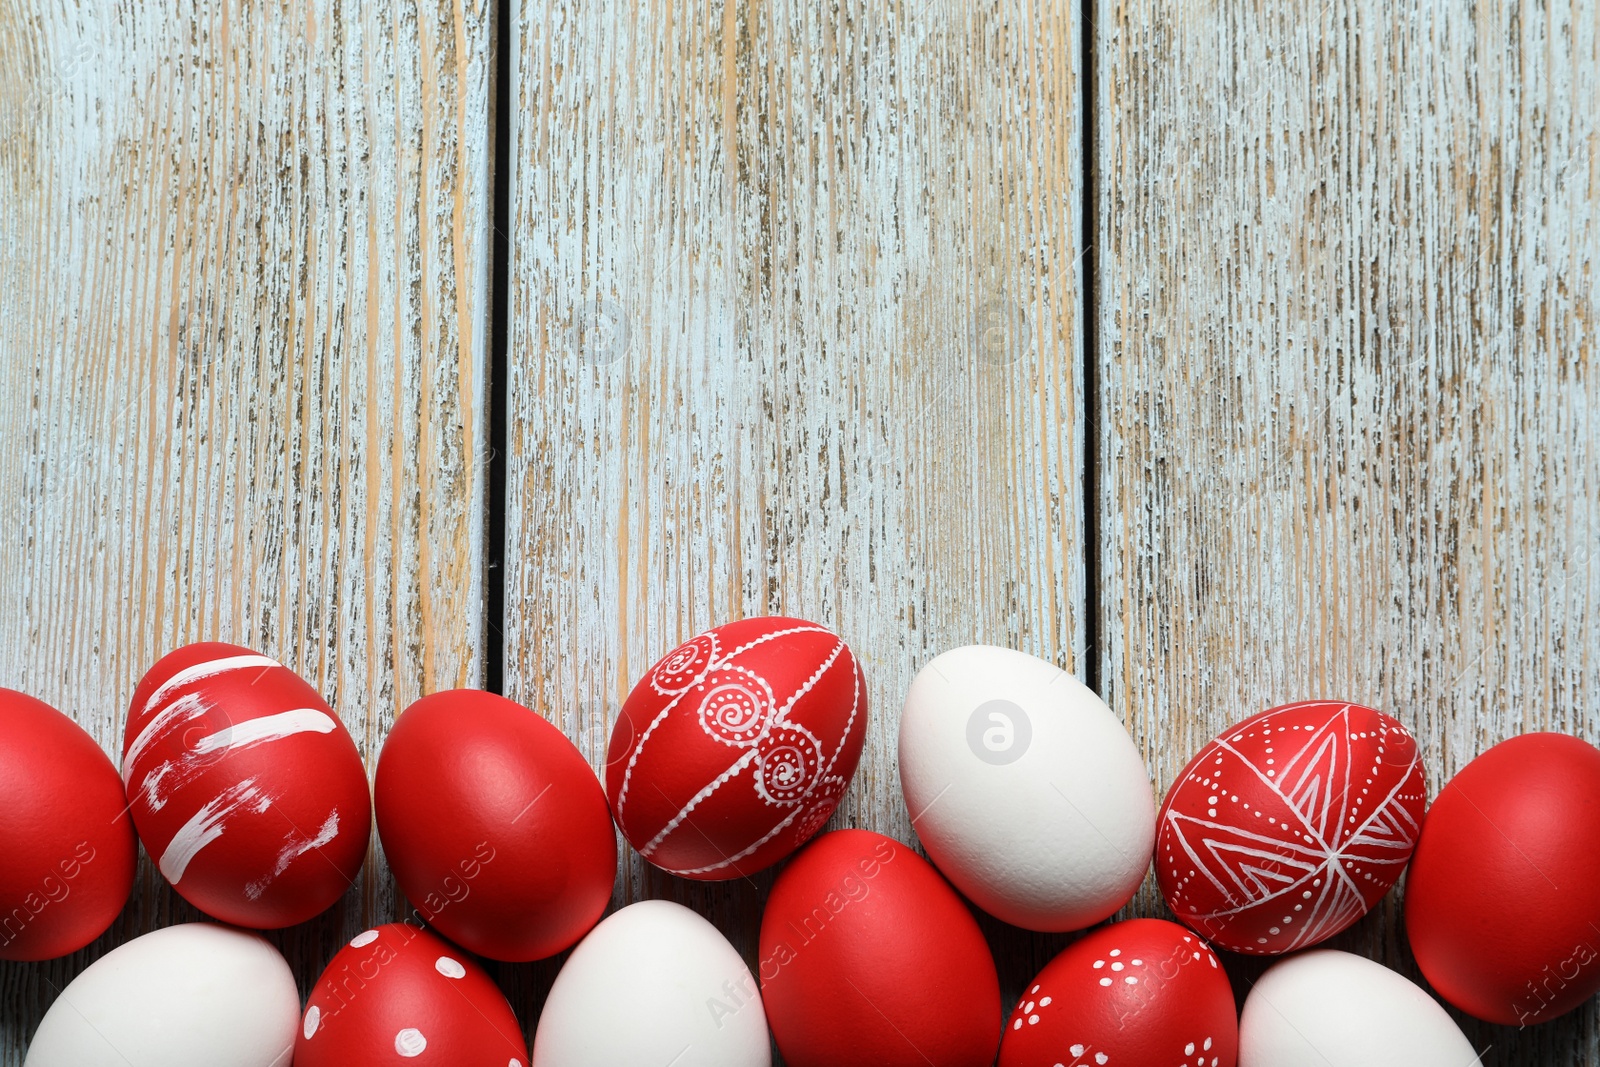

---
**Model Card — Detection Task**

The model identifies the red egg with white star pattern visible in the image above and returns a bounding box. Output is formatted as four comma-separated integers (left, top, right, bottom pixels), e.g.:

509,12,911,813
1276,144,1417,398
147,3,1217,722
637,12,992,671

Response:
122,642,372,928
999,919,1237,1067
296,923,529,1066
605,616,867,879
1156,701,1425,955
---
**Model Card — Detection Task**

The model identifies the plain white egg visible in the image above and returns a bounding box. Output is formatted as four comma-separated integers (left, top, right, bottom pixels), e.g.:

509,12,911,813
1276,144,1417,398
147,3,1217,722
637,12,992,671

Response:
1241,949,1480,1066
898,644,1155,931
532,899,770,1067
24,922,299,1067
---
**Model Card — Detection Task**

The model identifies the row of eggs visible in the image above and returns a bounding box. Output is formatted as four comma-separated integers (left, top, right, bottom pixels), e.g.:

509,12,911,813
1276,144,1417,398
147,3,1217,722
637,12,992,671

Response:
5,616,1599,1064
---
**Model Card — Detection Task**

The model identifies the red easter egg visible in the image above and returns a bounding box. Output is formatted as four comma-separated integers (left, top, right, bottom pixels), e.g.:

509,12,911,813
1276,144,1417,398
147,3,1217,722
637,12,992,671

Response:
122,642,371,928
759,829,1000,1067
374,689,616,961
605,617,867,879
1405,732,1600,1025
296,923,529,1066
0,689,137,961
1156,700,1425,954
999,919,1237,1067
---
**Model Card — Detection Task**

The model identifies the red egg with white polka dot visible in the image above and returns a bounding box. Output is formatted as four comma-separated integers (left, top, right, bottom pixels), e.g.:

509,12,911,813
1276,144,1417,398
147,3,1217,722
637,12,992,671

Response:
999,919,1237,1067
122,642,372,928
605,616,867,879
295,923,529,1067
1156,701,1425,955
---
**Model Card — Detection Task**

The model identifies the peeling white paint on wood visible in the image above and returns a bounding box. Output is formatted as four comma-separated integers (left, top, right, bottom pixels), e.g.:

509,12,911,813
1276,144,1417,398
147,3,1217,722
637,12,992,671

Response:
505,0,1085,1010
0,0,491,1058
1097,1,1600,1062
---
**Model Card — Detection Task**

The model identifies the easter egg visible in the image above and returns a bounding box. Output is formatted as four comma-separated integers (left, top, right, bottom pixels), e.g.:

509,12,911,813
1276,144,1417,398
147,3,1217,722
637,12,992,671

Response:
605,616,866,879
375,689,616,961
533,900,769,1067
24,922,299,1066
121,642,372,928
1239,950,1476,1066
1156,701,1425,954
296,923,529,1066
1405,732,1600,1025
0,688,136,961
899,645,1156,931
998,919,1237,1067
759,829,1000,1067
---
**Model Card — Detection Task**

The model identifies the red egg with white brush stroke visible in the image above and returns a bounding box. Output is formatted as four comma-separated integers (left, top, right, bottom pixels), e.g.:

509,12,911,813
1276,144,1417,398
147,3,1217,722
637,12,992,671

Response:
1156,701,1425,955
605,616,866,879
999,919,1237,1067
296,923,529,1066
121,642,371,928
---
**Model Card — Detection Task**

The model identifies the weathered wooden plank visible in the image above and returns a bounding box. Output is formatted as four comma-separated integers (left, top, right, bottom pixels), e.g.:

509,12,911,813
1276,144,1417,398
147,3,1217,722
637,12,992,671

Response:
1097,0,1600,1062
0,0,491,1059
506,0,1085,1017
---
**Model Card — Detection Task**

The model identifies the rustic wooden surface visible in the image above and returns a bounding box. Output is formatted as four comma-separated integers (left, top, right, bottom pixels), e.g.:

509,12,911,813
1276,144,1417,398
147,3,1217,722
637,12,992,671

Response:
1097,0,1600,1064
3,0,1599,1063
0,0,491,1060
502,0,1087,1021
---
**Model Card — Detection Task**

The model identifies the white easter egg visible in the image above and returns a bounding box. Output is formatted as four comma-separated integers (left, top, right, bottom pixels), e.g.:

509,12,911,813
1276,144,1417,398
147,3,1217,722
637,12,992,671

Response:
24,922,299,1067
1240,950,1479,1066
532,899,770,1067
898,645,1156,931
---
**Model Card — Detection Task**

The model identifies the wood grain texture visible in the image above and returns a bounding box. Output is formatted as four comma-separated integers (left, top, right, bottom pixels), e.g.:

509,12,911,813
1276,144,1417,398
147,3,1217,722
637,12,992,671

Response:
0,0,490,1059
505,0,1085,1021
1097,0,1600,1061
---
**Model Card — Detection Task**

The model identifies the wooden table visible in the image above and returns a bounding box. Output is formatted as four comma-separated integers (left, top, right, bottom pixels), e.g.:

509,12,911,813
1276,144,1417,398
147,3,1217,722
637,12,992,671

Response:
2,1,1595,1062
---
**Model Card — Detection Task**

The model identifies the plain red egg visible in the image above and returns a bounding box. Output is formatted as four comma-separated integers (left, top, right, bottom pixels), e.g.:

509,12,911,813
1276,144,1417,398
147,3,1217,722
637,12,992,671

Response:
295,923,529,1066
759,829,1000,1067
1406,732,1600,1026
606,616,867,880
0,688,137,961
375,690,616,961
999,919,1238,1067
1157,701,1426,954
122,642,372,928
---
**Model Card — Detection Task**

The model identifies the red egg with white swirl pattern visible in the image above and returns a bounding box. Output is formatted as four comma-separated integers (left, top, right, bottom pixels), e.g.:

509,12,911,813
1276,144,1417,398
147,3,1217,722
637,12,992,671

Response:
1156,701,1425,955
605,617,867,880
122,642,371,928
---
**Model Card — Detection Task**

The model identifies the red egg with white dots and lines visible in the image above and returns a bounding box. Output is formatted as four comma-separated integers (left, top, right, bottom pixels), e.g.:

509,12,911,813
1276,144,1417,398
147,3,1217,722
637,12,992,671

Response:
605,616,867,879
295,923,529,1067
121,642,372,928
1155,701,1426,955
999,919,1237,1067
